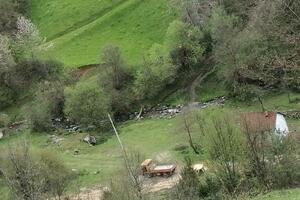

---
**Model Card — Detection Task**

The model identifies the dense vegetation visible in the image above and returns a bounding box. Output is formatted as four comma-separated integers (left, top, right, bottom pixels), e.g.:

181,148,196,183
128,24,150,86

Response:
0,0,299,199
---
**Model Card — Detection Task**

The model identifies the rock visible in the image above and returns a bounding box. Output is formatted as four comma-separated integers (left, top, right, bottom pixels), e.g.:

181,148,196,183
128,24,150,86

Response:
83,134,97,145
74,149,80,155
49,135,63,144
0,130,3,140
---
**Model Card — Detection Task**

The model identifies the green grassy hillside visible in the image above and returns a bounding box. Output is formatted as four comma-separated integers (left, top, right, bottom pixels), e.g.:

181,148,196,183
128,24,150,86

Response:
29,0,177,67
0,93,299,199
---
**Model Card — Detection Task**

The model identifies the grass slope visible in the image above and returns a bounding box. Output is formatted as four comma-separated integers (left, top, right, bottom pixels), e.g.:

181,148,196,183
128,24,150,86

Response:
250,189,300,200
0,117,187,192
29,0,125,40
29,0,177,67
1,93,299,199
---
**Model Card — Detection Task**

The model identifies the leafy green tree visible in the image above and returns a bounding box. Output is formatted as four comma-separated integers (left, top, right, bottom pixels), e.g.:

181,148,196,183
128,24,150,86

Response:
98,44,133,116
165,20,204,73
28,81,64,132
134,63,163,102
100,44,130,90
64,80,111,128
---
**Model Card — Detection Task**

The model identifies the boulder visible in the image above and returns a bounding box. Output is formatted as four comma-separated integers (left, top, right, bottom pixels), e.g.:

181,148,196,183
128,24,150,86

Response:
83,134,97,145
0,130,3,140
74,149,80,155
49,135,63,144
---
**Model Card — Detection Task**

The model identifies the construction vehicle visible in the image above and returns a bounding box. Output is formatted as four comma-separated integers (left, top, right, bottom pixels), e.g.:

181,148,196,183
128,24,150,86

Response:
141,159,176,177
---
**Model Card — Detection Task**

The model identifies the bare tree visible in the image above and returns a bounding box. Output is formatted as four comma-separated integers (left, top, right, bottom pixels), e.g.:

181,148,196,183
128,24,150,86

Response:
0,140,73,200
108,114,145,200
182,111,200,154
0,140,46,200
208,115,244,195
104,151,147,200
170,0,215,27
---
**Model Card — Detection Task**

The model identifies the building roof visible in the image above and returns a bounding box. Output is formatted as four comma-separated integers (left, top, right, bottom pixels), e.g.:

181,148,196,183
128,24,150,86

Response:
240,112,277,133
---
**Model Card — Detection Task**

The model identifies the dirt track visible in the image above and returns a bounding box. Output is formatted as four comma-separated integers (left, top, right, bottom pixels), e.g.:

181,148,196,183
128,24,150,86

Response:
64,173,181,200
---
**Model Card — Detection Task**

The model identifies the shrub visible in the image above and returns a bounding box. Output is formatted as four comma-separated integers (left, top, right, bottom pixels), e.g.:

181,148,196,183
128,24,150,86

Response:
104,152,146,200
0,86,15,109
28,81,64,132
205,113,245,195
133,63,164,102
13,59,62,87
198,172,222,199
100,44,131,90
39,151,74,199
170,158,201,200
64,80,111,129
0,0,19,33
0,141,73,200
0,113,11,128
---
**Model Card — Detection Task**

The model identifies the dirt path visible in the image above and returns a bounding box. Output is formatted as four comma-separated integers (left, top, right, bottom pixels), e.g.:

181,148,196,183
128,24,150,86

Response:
143,173,181,193
64,175,181,200
188,64,217,102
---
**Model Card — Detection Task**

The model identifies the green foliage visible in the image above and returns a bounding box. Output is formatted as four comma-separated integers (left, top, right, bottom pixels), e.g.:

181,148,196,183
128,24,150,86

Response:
98,44,134,116
0,0,19,33
231,84,262,102
64,80,111,128
28,81,64,132
207,1,300,97
39,150,74,198
0,141,73,200
203,112,245,194
12,16,48,62
0,87,15,110
170,158,222,200
0,114,10,128
207,7,238,43
99,44,131,90
269,135,300,188
134,63,165,102
166,20,204,71
134,20,206,103
170,158,201,200
243,128,300,190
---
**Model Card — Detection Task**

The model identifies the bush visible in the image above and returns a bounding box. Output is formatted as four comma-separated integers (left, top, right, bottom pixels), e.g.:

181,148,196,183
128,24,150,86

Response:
0,114,11,128
0,86,15,109
133,63,164,102
64,80,111,129
170,158,201,200
0,141,73,200
98,44,134,117
28,81,64,132
240,115,300,191
100,44,131,90
198,173,222,199
13,59,62,87
0,0,19,33
205,113,245,195
39,151,74,199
